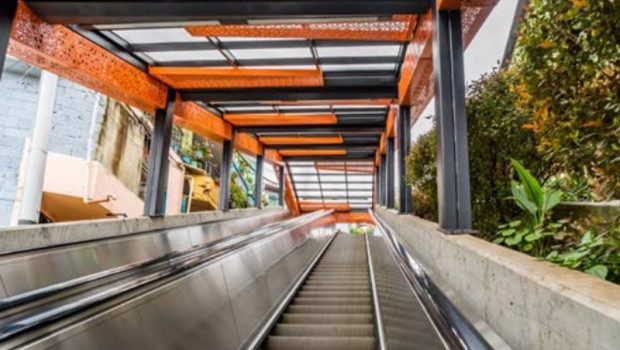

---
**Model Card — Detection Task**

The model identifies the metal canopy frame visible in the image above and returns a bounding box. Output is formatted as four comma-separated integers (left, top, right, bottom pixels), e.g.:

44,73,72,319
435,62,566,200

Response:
4,0,480,224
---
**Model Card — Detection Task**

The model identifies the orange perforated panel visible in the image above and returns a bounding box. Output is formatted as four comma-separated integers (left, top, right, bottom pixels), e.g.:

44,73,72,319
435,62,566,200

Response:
234,132,263,156
150,67,324,89
400,2,497,118
279,149,346,157
173,101,232,142
224,113,337,126
186,16,416,41
8,3,167,113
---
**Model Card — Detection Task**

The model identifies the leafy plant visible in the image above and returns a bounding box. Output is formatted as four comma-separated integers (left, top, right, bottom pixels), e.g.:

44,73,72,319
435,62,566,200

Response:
494,159,564,256
547,226,620,283
514,0,620,199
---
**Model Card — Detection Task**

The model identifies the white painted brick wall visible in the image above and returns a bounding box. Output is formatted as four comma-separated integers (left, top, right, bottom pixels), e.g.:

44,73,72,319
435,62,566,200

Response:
0,57,105,227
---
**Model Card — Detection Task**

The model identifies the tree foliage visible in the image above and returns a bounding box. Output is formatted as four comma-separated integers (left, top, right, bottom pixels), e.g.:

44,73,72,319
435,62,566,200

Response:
514,0,620,198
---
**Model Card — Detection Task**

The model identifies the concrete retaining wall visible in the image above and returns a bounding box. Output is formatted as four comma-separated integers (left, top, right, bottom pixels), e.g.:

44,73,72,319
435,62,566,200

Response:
0,207,288,253
376,208,620,350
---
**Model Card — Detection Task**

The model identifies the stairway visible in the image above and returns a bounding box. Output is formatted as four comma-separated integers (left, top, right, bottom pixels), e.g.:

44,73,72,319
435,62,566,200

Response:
264,233,376,350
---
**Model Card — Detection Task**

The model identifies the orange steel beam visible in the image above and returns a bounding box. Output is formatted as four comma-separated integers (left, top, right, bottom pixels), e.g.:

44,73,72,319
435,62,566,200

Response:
279,149,346,157
234,132,264,156
224,113,337,126
331,212,374,224
174,100,232,142
315,164,374,174
256,99,394,106
8,2,167,114
150,67,323,89
186,16,416,42
260,136,343,145
299,202,351,212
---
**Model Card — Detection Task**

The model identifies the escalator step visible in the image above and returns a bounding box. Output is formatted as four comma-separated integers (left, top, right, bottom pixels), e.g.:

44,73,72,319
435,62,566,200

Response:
273,324,374,337
293,297,371,305
286,305,372,314
280,313,373,324
266,336,375,350
296,291,370,298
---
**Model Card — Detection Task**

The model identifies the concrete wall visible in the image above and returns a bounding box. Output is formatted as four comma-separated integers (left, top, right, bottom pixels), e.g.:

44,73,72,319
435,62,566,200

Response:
376,208,620,350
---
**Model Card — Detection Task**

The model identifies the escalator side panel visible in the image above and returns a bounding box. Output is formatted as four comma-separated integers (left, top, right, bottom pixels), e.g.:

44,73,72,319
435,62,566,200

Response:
0,212,287,297
22,224,332,350
368,236,446,350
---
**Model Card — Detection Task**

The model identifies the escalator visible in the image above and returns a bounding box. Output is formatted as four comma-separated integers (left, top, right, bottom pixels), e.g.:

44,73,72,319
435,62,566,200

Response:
0,211,497,350
264,233,375,350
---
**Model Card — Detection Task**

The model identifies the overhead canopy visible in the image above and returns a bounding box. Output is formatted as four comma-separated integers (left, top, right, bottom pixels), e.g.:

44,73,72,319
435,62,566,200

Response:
9,0,498,213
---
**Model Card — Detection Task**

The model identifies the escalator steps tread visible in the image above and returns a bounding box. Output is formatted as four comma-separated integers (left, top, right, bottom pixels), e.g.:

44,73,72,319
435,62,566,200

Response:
266,336,376,350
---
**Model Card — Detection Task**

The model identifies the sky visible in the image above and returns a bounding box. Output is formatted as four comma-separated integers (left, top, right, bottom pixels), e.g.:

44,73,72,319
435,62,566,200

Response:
411,0,520,142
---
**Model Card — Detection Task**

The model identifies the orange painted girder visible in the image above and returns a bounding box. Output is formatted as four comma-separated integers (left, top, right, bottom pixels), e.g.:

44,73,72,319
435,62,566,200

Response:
299,202,351,212
173,100,232,143
234,132,263,156
259,136,343,145
315,165,374,174
332,212,374,224
186,17,416,42
261,99,394,106
279,149,346,157
8,2,168,114
224,113,337,126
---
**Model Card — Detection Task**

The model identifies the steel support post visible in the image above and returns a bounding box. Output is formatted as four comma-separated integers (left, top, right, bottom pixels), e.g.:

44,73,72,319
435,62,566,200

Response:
433,7,472,232
386,137,395,209
144,89,176,216
254,154,264,209
218,134,235,211
397,106,412,214
278,165,285,206
375,165,381,207
0,1,18,82
380,154,387,206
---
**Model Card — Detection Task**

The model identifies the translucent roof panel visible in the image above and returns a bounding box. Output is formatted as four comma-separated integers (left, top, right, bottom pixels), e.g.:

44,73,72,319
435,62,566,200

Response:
222,105,275,112
278,105,331,111
317,45,401,58
145,50,226,62
230,48,313,60
241,65,317,70
217,37,306,42
321,64,396,72
113,28,207,44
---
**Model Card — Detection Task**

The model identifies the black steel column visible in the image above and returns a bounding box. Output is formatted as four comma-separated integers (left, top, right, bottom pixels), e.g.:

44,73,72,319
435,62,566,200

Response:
218,133,234,211
398,106,412,214
433,7,472,232
144,89,176,216
380,154,387,206
375,165,381,207
386,138,395,209
278,165,285,206
254,154,264,209
0,1,18,81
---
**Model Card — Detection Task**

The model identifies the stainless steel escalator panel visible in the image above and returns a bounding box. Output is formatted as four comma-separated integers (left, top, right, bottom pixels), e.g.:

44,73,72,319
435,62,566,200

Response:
12,215,333,350
0,212,287,298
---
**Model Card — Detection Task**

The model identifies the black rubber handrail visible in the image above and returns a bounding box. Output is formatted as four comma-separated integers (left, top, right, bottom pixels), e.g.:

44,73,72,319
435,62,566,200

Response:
0,210,331,343
370,210,493,350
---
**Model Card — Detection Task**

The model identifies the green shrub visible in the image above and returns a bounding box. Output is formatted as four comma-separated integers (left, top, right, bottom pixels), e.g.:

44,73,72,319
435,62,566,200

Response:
514,0,620,199
406,70,541,238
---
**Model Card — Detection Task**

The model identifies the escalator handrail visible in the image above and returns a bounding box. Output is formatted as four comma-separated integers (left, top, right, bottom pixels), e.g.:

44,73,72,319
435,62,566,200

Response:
0,211,332,343
364,233,387,350
369,210,494,350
